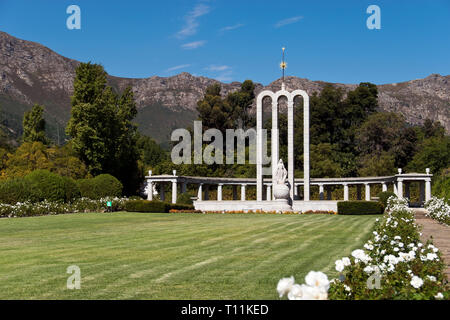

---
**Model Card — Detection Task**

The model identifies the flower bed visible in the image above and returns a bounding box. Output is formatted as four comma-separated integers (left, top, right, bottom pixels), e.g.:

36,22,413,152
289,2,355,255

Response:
0,197,129,218
424,196,450,226
278,196,449,300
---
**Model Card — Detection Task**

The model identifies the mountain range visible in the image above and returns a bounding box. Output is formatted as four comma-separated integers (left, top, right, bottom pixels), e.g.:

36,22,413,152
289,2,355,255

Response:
0,30,449,146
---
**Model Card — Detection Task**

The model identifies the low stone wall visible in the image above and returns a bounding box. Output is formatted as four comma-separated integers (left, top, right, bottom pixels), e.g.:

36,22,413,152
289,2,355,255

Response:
193,200,338,212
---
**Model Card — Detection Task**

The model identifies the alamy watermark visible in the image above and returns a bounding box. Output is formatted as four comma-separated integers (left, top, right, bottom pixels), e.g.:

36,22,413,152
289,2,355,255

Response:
366,5,381,30
171,121,271,166
66,5,81,30
66,265,81,289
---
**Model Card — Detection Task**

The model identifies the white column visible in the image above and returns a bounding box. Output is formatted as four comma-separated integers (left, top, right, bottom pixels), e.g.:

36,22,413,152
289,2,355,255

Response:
256,93,264,201
287,98,294,201
319,184,324,200
160,183,165,201
303,92,310,201
382,183,387,192
271,100,279,186
232,185,238,200
365,183,371,201
425,178,431,202
147,181,153,201
171,180,177,204
393,183,398,196
241,184,246,201
397,180,403,198
217,184,223,201
343,184,349,201
266,184,272,201
197,183,203,201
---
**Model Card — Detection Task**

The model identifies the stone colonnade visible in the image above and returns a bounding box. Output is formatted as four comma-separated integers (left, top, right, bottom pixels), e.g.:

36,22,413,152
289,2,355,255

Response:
146,169,433,205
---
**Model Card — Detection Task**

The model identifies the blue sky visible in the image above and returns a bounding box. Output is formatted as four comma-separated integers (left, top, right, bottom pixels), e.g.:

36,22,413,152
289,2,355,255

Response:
0,0,449,85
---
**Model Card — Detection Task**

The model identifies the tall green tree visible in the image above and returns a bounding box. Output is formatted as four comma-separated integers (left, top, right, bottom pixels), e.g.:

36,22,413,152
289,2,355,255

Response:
226,80,256,129
66,62,140,194
22,104,48,144
196,83,233,132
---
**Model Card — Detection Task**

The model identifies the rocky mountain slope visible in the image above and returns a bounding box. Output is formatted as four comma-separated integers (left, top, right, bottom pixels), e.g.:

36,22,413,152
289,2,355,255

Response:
0,30,448,145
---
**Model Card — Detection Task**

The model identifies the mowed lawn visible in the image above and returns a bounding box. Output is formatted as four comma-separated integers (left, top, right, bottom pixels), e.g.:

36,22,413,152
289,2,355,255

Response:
0,212,378,299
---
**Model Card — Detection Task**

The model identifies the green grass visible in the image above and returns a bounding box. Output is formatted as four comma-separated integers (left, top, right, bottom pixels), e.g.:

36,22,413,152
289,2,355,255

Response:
0,212,378,299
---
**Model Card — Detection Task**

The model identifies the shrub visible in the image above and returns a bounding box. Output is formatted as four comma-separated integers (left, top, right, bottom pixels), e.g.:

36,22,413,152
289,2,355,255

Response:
424,196,450,226
0,178,34,204
24,170,65,202
76,174,123,199
62,176,81,203
377,191,397,208
338,201,384,215
124,200,167,213
328,196,448,300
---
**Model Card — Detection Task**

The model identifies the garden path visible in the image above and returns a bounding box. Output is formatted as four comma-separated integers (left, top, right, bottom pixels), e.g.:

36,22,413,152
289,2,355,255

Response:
414,208,450,281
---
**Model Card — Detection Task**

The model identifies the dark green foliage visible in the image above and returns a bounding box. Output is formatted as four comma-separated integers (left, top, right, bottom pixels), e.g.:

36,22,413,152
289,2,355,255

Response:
136,134,167,168
338,201,384,215
196,83,233,132
61,176,81,203
22,104,48,144
432,168,450,202
124,200,167,213
226,80,256,129
377,191,397,208
0,178,34,204
177,192,194,205
76,174,123,199
24,170,65,202
406,136,450,175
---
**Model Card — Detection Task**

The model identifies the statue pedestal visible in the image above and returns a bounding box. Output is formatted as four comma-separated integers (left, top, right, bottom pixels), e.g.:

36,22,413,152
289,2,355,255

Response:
271,183,292,212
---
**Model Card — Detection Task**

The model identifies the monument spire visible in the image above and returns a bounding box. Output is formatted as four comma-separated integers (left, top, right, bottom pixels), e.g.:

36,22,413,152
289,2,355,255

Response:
280,47,287,90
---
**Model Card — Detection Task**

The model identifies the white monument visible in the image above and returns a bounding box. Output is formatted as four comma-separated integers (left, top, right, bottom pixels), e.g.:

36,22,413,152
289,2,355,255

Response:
256,47,310,210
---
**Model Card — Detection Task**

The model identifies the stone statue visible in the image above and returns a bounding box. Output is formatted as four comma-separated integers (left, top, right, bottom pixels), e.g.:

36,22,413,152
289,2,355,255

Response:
273,159,290,201
275,159,287,185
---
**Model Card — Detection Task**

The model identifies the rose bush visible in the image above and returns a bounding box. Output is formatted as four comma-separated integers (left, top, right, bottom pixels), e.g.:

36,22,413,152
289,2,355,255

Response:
278,196,449,300
424,196,450,226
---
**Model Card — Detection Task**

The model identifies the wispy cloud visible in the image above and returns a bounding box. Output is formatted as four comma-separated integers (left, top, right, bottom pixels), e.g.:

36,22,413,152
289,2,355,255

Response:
181,40,206,50
219,23,244,32
205,65,233,82
205,65,231,72
166,64,191,72
215,71,233,82
176,3,210,38
274,16,303,28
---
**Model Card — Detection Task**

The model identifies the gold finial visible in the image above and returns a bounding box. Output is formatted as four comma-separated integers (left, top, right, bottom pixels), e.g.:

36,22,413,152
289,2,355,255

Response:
280,47,286,89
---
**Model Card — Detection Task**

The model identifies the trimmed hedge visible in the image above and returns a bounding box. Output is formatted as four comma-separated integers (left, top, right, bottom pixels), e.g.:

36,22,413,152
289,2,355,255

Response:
377,191,396,208
337,201,384,215
62,176,81,203
124,200,167,213
76,174,123,199
124,200,194,213
0,178,34,204
25,170,66,202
